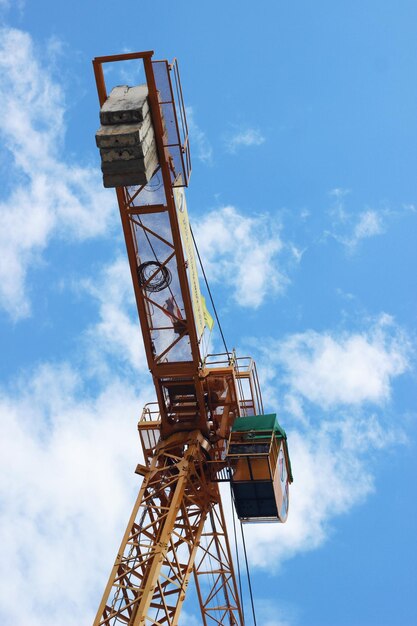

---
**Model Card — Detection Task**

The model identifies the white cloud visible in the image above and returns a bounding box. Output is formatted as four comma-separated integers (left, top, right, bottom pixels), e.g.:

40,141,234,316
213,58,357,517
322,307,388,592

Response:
330,209,385,251
275,315,409,408
185,106,213,164
0,362,152,626
225,127,265,153
326,190,385,250
238,316,411,569
0,27,115,319
352,209,384,242
79,256,147,373
194,205,287,308
1,355,403,624
0,287,412,624
0,253,151,624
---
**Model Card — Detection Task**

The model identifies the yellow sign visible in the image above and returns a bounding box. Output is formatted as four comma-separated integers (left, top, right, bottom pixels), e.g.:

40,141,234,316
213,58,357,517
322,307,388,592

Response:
201,295,214,331
174,186,211,337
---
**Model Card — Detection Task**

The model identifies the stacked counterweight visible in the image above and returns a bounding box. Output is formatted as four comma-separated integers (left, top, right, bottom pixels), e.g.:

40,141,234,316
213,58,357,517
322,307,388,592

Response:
96,85,159,188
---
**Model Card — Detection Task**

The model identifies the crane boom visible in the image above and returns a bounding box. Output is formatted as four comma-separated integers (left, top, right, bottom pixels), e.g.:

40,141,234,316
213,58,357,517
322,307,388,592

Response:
92,50,292,626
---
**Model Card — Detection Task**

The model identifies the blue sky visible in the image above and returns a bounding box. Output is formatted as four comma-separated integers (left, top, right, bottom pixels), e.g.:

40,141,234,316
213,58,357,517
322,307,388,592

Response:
0,1,416,625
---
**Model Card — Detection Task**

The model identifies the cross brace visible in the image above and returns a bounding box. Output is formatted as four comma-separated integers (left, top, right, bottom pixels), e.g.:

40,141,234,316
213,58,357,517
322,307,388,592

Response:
93,432,243,626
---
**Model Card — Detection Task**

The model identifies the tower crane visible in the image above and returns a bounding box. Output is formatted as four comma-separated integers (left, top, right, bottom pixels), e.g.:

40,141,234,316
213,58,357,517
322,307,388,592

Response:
92,50,292,626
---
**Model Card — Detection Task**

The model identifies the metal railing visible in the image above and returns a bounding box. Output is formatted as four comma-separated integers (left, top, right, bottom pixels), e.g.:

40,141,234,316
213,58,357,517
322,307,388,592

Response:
204,352,264,417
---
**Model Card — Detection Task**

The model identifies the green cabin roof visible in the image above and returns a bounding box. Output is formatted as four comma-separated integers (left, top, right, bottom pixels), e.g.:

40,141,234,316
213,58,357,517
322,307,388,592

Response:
231,414,287,439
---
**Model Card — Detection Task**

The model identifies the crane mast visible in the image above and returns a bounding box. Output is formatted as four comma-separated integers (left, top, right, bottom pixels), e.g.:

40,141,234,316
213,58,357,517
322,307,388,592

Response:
92,50,291,626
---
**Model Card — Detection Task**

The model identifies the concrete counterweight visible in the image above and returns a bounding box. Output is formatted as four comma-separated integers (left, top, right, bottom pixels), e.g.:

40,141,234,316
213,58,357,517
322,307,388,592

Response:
95,85,159,188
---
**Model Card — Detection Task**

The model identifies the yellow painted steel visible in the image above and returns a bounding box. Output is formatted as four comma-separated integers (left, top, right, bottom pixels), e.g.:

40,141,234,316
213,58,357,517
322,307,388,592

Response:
93,432,243,626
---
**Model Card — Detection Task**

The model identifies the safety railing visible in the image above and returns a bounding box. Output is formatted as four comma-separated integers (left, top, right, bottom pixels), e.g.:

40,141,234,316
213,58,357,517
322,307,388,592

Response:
204,352,264,417
138,402,161,462
152,58,191,187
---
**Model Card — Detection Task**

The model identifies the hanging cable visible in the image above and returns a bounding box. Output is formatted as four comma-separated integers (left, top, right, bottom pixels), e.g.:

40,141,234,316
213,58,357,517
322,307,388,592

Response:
230,484,245,624
240,521,258,626
190,225,229,357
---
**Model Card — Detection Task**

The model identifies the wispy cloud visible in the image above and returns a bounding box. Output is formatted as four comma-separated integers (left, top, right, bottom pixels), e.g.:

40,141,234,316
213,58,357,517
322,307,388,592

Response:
336,209,385,250
0,0,25,12
0,27,115,319
325,189,386,250
225,127,265,153
328,187,351,223
194,205,288,308
185,106,213,164
254,598,297,626
351,209,384,241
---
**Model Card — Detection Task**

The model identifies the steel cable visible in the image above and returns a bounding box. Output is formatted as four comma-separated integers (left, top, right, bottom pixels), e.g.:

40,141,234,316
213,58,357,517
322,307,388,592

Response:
189,225,229,357
240,521,257,626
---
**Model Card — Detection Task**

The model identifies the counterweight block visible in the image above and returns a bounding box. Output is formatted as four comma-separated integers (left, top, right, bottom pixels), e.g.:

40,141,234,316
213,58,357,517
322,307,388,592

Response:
95,84,159,188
